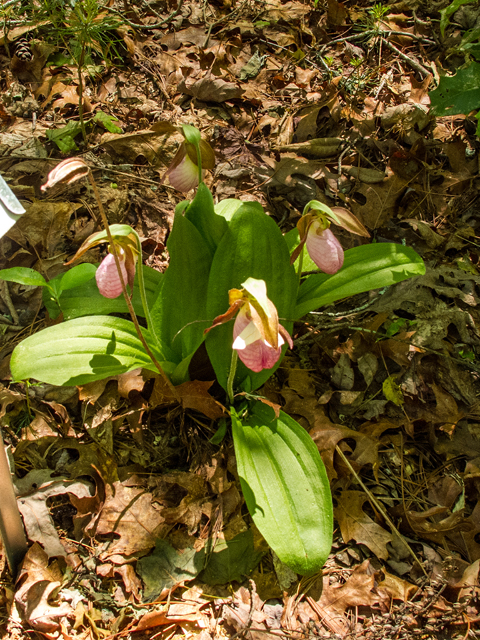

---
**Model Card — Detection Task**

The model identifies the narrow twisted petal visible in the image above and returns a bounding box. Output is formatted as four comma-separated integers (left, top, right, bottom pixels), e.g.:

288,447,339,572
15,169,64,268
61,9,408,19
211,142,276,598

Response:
232,307,285,373
95,253,127,299
168,155,203,192
306,222,344,274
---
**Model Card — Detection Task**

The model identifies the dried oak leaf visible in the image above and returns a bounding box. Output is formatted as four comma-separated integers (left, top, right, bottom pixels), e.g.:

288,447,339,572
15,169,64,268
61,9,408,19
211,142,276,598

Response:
178,76,243,103
87,479,166,560
335,490,392,559
151,376,225,420
315,560,386,637
15,543,72,632
377,570,418,602
15,470,94,558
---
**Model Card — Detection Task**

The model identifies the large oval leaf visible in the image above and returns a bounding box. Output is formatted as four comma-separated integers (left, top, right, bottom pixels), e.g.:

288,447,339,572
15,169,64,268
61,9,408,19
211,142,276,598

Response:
184,183,227,256
10,316,168,386
150,213,213,365
295,243,425,319
206,202,298,391
232,401,333,575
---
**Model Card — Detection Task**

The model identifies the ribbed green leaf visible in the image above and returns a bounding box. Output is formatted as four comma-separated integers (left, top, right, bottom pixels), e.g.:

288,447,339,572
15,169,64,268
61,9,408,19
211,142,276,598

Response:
10,316,169,386
184,183,227,256
295,243,425,319
206,202,298,391
150,213,212,365
232,402,333,575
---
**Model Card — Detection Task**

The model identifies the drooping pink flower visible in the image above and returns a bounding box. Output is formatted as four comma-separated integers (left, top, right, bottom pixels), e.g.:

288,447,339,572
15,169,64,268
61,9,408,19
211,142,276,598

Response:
168,146,204,192
232,303,293,373
305,221,344,274
205,277,294,374
165,138,215,193
95,251,128,299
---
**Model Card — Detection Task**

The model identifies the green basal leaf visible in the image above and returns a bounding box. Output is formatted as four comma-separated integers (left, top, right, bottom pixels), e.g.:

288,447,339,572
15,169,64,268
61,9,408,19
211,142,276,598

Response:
184,183,227,257
0,267,47,288
10,316,171,386
295,243,425,319
206,201,297,392
200,529,263,585
150,213,213,367
43,265,162,320
232,402,333,575
429,62,480,116
214,199,244,222
60,263,97,292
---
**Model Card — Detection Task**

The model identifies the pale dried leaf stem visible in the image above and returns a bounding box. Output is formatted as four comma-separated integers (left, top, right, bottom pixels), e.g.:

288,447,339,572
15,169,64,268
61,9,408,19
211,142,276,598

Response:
380,38,431,78
0,281,19,325
335,444,428,577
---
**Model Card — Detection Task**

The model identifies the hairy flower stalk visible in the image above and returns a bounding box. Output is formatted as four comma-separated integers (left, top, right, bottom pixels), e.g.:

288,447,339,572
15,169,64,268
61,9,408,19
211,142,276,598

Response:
41,158,177,397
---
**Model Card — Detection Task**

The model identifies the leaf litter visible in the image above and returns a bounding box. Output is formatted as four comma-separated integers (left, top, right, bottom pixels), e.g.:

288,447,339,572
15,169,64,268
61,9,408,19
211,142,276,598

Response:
0,0,480,637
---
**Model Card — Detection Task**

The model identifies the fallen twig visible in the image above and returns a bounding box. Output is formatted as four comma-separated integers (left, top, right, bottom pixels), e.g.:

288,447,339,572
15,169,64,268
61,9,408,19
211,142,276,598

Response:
380,37,431,78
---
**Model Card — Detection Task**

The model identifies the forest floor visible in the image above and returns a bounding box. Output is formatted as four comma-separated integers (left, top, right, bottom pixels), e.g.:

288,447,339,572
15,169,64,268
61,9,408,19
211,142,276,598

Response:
0,0,480,638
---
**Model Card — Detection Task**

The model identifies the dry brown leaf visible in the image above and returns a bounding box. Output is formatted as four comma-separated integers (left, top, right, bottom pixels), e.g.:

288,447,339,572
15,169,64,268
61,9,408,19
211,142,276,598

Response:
87,479,166,559
15,543,72,632
275,137,342,157
314,560,386,637
178,76,243,102
335,490,392,559
6,201,81,255
378,570,418,602
347,169,408,229
327,0,347,26
401,505,473,544
261,0,311,22
151,471,210,534
309,417,381,480
15,470,93,558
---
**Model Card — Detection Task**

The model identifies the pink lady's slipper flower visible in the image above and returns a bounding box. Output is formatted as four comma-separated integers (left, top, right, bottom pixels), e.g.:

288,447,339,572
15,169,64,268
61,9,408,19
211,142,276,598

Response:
166,139,215,192
66,228,139,300
95,250,128,299
305,220,344,275
206,278,293,373
292,200,370,275
159,123,215,193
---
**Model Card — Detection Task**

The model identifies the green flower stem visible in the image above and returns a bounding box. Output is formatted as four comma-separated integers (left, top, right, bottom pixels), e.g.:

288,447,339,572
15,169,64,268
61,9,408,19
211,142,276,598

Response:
297,244,305,288
227,349,238,405
87,171,177,398
134,232,159,346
